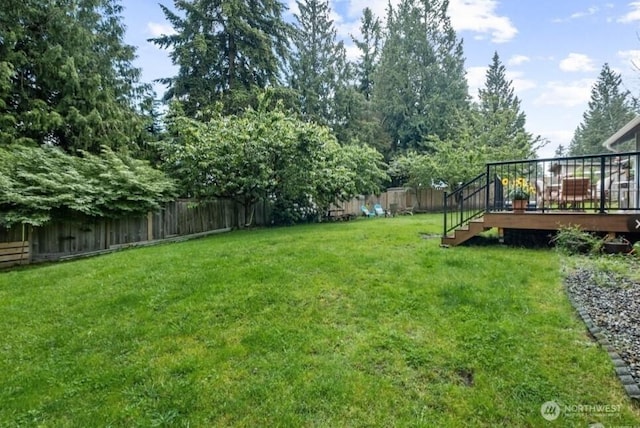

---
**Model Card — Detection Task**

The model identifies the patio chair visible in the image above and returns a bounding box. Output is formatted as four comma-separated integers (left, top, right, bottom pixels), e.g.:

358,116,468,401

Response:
373,203,386,216
559,177,592,210
399,205,414,215
361,205,376,217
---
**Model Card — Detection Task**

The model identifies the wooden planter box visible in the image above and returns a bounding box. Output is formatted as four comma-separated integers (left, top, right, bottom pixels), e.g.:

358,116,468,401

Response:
603,241,631,254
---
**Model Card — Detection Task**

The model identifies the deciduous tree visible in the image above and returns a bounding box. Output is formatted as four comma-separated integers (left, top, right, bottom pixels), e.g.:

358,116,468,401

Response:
0,145,176,227
161,93,388,225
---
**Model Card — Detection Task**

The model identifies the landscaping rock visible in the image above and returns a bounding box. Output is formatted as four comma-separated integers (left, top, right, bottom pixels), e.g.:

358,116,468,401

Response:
565,266,640,391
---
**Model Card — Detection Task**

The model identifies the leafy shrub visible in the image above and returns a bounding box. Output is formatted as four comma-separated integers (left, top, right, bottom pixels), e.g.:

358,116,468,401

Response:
550,225,602,255
0,145,176,227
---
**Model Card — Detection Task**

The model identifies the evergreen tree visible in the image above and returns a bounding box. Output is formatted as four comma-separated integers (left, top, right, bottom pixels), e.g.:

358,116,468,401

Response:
290,0,350,128
554,144,567,158
569,63,637,155
150,0,292,116
373,0,470,153
475,51,538,160
0,0,152,153
337,7,391,155
351,8,382,100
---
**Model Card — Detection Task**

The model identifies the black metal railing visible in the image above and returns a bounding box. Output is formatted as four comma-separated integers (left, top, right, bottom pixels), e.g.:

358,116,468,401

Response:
443,151,640,237
444,172,488,236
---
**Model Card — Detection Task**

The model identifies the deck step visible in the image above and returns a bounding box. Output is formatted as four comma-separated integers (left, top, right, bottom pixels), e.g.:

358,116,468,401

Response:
441,218,488,247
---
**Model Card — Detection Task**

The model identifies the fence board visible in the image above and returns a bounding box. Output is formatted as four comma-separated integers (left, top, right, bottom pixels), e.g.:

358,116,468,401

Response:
0,241,30,267
0,225,28,243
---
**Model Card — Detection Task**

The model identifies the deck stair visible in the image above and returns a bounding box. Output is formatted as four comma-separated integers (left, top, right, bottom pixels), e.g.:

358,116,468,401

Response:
441,218,488,247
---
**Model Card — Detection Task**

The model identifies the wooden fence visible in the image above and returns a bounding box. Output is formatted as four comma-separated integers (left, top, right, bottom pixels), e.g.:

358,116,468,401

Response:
0,187,445,267
0,199,270,265
335,187,446,215
0,241,30,269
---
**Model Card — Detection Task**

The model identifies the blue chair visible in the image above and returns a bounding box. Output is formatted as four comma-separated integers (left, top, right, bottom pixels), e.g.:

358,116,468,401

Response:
374,204,386,216
361,205,375,217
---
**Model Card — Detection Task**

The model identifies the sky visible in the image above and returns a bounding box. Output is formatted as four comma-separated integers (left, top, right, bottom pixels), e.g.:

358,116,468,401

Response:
121,0,640,158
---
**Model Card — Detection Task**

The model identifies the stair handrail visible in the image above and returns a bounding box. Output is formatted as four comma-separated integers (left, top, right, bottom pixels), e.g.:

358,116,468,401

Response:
443,172,489,237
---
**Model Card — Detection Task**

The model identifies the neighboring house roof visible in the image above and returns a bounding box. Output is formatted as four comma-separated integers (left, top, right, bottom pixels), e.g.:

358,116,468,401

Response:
602,115,640,152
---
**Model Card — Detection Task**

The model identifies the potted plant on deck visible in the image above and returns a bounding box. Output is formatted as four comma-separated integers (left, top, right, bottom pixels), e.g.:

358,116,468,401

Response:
504,178,534,213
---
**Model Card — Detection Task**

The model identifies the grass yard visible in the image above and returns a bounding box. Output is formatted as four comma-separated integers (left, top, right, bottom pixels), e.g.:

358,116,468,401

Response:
1,214,639,426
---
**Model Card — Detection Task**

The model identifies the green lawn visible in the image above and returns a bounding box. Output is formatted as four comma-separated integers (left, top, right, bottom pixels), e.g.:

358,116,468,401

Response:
1,215,638,427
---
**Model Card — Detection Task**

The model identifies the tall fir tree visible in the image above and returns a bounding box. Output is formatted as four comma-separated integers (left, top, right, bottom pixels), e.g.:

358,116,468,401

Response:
289,0,350,128
569,63,638,155
373,0,470,153
150,0,292,116
351,7,382,101
475,51,538,160
340,7,390,154
554,144,567,158
0,0,152,153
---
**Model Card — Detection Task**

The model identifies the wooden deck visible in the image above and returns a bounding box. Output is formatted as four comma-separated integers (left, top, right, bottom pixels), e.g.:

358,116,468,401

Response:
483,211,639,233
442,150,640,246
442,211,640,246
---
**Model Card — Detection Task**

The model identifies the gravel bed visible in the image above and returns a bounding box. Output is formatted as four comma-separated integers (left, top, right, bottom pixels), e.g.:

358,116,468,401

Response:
565,265,640,383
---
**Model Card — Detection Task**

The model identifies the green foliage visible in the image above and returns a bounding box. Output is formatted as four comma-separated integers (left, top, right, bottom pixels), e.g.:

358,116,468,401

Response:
161,93,388,225
0,0,152,152
338,9,391,153
550,225,603,255
569,63,638,155
150,0,292,116
373,0,469,152
474,52,542,160
290,0,351,129
0,145,176,227
351,7,382,101
389,133,509,191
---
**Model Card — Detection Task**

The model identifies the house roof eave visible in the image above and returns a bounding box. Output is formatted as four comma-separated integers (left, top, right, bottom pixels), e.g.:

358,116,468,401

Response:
602,115,640,151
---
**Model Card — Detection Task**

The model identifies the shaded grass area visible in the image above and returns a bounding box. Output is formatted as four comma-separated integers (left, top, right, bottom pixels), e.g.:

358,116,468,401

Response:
1,215,639,426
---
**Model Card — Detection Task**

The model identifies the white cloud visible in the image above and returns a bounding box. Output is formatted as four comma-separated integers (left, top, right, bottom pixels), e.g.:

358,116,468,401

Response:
146,22,176,37
506,71,536,93
508,55,530,66
559,53,596,72
465,67,535,101
334,18,361,41
536,130,574,158
286,0,299,16
345,0,398,21
466,66,487,100
571,6,599,19
618,49,640,69
619,1,640,22
344,44,360,62
541,130,574,146
448,0,517,43
344,0,516,43
553,6,602,23
534,79,594,107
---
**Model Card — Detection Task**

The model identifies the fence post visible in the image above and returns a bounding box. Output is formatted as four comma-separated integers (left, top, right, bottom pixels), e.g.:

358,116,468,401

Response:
485,164,491,211
443,191,448,237
147,211,153,241
599,155,606,214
